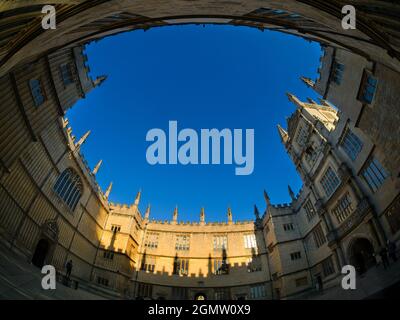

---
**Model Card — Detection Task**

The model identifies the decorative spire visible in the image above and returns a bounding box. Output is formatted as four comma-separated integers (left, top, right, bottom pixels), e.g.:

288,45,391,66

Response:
254,204,260,220
286,92,304,109
288,185,296,202
227,207,233,223
134,190,141,206
62,118,69,128
173,206,178,222
318,98,333,108
277,124,289,144
92,159,103,175
94,75,107,87
104,182,113,199
300,76,315,88
144,204,151,220
306,98,318,105
200,207,205,223
75,130,91,148
263,190,271,206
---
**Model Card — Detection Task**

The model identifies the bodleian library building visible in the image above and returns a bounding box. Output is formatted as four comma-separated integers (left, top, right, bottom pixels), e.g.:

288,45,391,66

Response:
0,1,400,300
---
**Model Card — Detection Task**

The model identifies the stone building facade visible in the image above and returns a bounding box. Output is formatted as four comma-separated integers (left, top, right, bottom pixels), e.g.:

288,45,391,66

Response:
0,2,400,300
302,45,400,247
131,207,270,300
1,42,399,300
0,44,110,295
1,1,400,75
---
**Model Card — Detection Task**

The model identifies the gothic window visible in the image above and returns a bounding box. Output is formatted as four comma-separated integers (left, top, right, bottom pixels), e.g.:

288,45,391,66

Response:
97,276,109,286
173,258,189,276
331,61,345,85
144,232,159,249
60,63,73,85
295,125,309,147
214,288,230,300
213,235,228,251
243,234,257,249
304,200,317,221
312,224,327,248
340,126,363,161
137,283,152,298
332,192,354,223
283,223,294,231
322,257,335,277
250,284,266,299
290,251,302,261
361,157,388,192
175,234,190,251
358,70,378,104
140,256,156,273
172,287,187,299
103,250,114,260
29,78,46,106
53,168,83,211
251,8,321,28
111,224,121,232
320,167,340,198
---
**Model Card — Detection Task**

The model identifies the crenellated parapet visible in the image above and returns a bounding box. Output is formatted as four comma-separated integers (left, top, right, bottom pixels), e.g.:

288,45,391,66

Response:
147,219,254,227
271,203,292,209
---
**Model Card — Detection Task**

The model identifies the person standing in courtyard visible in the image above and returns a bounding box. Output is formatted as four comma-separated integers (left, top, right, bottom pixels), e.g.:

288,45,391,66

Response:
379,247,390,269
316,276,323,294
66,260,73,281
388,240,397,263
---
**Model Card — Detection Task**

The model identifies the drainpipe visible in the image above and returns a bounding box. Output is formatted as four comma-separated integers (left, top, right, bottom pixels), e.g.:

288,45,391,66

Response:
133,220,147,299
299,219,315,294
260,220,275,300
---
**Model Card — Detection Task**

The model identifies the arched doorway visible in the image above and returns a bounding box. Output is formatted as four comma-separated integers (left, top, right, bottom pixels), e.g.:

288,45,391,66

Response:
31,238,49,268
349,238,376,274
194,293,207,300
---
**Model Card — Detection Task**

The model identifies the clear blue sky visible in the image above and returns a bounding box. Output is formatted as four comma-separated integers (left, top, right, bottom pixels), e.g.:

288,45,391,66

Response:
67,24,322,222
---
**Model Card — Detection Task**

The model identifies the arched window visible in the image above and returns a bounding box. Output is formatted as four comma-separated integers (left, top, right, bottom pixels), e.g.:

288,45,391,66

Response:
53,168,83,211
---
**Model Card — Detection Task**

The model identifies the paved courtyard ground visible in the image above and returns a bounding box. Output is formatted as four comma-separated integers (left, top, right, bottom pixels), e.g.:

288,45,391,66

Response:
307,257,400,300
1,239,400,300
0,242,106,300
